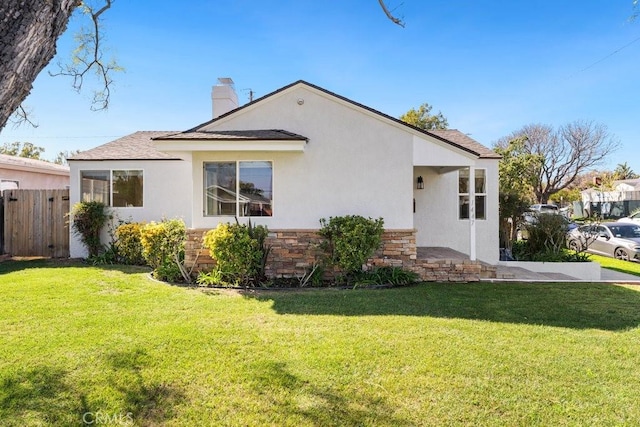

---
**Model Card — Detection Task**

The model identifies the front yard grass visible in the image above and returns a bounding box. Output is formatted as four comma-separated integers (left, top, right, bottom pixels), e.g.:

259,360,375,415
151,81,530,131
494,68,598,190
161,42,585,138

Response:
1,259,640,426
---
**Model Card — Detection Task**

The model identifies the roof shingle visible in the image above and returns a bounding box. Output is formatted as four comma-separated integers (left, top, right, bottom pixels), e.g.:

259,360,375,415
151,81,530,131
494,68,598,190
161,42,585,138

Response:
69,131,182,161
427,129,501,159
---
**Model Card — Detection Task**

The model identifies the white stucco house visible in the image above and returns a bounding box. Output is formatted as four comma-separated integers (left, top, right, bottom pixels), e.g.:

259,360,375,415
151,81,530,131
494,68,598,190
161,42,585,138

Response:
69,79,501,280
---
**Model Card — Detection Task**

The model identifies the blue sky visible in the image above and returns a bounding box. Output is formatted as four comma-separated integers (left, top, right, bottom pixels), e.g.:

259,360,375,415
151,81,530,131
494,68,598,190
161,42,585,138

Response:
2,1,639,173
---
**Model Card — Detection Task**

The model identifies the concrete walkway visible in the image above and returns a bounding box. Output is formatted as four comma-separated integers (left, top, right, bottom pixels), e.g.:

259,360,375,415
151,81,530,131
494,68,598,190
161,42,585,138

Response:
487,264,640,284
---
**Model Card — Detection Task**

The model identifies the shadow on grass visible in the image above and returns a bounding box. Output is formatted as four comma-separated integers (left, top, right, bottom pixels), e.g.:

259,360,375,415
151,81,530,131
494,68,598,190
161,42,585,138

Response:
103,348,185,424
0,365,88,425
249,361,412,426
246,283,640,331
0,258,150,276
0,349,184,425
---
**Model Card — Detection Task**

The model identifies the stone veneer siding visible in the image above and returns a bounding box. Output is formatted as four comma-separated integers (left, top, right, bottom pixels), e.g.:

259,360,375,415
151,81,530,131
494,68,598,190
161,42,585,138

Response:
185,228,484,282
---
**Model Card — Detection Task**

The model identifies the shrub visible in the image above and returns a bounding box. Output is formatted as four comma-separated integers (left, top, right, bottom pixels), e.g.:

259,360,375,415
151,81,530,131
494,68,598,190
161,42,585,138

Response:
140,219,188,282
318,215,384,277
202,221,271,287
516,213,570,261
114,222,145,265
70,201,109,258
513,214,591,262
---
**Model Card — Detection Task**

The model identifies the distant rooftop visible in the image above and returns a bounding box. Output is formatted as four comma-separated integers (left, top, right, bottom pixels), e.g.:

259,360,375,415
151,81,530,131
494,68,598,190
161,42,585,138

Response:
0,154,70,175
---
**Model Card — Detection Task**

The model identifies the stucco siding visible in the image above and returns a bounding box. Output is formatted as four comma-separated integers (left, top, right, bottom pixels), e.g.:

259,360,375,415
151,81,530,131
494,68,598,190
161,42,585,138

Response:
413,158,499,264
412,134,475,167
192,86,414,230
0,168,69,190
69,159,191,258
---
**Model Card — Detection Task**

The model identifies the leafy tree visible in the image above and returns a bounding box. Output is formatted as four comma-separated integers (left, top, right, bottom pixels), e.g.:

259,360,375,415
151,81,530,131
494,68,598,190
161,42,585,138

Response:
0,141,45,159
493,137,543,248
53,149,81,165
399,103,448,130
549,187,582,208
495,121,620,204
613,162,639,180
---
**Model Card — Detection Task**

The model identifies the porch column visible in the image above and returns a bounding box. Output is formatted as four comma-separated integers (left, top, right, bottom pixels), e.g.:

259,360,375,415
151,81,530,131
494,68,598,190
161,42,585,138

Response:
469,166,477,261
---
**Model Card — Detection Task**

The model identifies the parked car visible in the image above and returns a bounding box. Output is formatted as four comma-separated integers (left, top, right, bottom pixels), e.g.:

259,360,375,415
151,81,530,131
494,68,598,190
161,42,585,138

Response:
617,210,640,225
516,210,577,241
529,204,559,214
567,222,640,262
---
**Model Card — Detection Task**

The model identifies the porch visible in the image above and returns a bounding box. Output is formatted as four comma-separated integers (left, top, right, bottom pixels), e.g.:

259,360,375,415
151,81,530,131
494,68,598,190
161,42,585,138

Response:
415,247,496,282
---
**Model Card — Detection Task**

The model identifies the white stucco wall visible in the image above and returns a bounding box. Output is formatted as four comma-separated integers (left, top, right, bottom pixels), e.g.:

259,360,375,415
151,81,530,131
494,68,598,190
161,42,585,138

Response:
413,158,499,264
68,159,192,258
190,85,415,231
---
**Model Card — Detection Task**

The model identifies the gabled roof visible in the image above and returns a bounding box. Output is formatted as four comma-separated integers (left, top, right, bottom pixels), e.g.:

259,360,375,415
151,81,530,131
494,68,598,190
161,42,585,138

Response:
0,154,70,175
69,131,182,161
189,80,499,159
154,129,307,141
71,81,499,161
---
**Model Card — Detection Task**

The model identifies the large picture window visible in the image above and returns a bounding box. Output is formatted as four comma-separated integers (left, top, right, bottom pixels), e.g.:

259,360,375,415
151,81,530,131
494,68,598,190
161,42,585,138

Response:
81,170,143,207
458,168,486,220
204,161,273,217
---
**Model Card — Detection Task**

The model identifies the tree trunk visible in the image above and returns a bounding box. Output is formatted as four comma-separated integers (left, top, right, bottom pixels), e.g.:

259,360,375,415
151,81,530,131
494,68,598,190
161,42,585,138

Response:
0,0,81,131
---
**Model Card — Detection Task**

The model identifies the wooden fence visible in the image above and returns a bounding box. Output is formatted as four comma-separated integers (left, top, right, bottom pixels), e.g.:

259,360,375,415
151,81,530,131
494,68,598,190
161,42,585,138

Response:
2,189,70,258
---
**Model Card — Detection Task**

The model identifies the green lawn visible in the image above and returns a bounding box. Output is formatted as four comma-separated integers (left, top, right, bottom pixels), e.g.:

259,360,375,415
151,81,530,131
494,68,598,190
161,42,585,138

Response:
588,253,640,277
1,260,640,426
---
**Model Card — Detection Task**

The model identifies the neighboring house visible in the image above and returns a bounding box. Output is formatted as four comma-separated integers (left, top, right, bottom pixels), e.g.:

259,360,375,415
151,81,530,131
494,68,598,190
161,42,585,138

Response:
69,79,501,278
0,154,70,191
581,179,640,218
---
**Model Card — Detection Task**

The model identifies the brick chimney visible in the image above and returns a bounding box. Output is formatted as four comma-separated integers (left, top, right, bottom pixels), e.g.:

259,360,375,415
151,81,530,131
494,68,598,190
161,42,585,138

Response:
211,77,239,118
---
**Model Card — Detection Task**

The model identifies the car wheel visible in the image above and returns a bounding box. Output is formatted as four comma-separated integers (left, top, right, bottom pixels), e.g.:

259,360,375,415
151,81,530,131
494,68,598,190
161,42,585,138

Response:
568,239,582,252
614,248,630,261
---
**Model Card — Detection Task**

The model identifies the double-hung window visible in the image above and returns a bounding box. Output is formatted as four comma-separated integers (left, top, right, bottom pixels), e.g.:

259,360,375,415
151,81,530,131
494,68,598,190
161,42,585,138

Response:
81,170,143,207
458,168,486,220
204,161,273,217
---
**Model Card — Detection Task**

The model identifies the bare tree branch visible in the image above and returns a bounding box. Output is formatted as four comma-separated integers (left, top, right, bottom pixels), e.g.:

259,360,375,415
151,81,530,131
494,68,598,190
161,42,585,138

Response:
378,0,405,27
49,0,121,111
497,122,620,203
9,105,39,129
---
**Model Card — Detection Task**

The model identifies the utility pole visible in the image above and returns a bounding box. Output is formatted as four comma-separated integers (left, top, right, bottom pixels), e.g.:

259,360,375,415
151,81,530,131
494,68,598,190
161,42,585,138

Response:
243,89,254,103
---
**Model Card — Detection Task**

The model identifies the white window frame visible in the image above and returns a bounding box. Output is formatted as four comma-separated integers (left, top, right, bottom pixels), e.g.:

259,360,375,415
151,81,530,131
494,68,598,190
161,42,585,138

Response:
458,168,486,220
203,160,273,217
80,169,144,207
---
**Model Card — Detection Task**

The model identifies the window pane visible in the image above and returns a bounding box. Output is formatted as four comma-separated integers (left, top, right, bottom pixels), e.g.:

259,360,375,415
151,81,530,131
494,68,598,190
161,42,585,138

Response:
475,169,486,193
204,162,236,216
475,195,486,220
458,169,469,193
239,161,273,217
81,171,110,205
112,170,143,207
459,195,469,219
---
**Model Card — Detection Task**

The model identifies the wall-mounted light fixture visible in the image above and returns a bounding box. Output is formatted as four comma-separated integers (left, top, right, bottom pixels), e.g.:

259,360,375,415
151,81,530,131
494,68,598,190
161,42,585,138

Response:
416,176,424,190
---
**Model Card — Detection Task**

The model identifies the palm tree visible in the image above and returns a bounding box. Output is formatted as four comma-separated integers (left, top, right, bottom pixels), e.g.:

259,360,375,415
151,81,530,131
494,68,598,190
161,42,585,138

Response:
613,162,639,180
